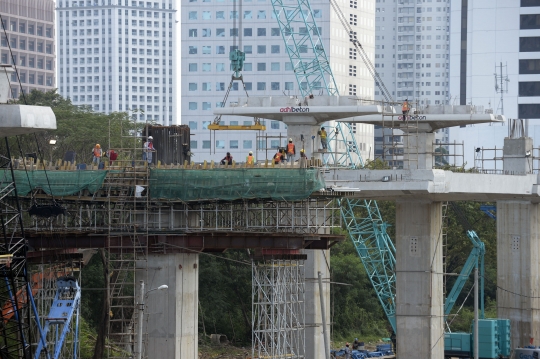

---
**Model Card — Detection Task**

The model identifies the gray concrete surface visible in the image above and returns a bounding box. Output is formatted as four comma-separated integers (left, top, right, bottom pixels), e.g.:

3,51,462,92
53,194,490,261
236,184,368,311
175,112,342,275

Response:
0,104,56,136
503,137,534,174
141,253,199,359
304,250,330,359
395,200,444,359
322,169,540,201
497,200,540,348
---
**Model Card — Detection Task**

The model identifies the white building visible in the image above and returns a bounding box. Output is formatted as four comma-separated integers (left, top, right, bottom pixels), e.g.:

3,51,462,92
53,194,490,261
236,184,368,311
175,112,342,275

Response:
449,0,540,168
374,0,451,167
56,0,177,125
182,0,375,163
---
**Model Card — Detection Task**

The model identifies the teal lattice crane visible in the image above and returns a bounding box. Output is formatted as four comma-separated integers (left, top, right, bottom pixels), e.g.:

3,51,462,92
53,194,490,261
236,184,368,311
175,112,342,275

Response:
271,0,397,331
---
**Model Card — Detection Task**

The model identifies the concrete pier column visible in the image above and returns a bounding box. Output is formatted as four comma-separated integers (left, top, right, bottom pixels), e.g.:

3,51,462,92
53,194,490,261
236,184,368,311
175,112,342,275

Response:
496,200,540,347
503,137,533,174
284,118,319,160
304,249,330,359
403,131,435,170
139,253,199,359
395,200,444,359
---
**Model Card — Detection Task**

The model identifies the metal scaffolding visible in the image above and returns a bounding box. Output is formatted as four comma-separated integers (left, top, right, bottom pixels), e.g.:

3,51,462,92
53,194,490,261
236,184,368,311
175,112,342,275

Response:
252,259,305,359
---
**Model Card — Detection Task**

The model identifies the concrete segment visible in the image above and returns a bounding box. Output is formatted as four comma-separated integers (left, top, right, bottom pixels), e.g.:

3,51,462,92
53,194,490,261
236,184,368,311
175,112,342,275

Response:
395,200,444,359
0,104,56,136
496,201,540,347
322,169,540,201
503,137,534,174
304,250,330,359
140,253,199,359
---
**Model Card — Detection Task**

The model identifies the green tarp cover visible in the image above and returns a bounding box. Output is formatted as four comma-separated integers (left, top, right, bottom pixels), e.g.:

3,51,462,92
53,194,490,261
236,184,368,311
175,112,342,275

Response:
149,168,326,201
1,170,108,196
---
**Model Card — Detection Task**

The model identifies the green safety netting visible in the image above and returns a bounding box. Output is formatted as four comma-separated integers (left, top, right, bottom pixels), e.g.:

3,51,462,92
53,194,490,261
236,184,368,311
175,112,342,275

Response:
149,168,326,201
0,170,108,196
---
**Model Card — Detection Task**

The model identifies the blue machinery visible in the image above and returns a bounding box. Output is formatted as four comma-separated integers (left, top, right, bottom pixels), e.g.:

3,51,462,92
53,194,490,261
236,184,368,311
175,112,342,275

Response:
34,277,81,359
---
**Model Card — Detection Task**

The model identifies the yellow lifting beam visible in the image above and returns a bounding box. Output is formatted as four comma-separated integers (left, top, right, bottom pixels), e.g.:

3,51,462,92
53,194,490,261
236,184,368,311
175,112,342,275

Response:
207,124,266,131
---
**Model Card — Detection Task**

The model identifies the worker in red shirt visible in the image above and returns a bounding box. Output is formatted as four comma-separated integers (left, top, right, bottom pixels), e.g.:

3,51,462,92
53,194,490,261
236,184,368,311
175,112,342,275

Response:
286,138,296,163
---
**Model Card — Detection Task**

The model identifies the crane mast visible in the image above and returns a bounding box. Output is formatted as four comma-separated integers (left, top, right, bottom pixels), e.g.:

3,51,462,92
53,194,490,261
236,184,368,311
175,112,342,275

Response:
270,0,397,331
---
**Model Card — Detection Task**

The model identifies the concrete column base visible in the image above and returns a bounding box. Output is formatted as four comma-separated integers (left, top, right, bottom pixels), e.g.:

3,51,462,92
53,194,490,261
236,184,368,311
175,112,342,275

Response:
139,253,199,359
304,249,330,359
396,200,443,359
497,201,540,347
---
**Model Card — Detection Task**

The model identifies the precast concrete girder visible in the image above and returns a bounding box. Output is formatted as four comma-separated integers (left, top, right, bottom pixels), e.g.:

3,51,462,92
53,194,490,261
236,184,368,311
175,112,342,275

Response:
321,169,540,202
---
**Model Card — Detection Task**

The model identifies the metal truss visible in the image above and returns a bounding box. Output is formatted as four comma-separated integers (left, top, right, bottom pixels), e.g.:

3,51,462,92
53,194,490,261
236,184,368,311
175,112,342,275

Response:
23,199,340,235
0,145,37,359
252,260,305,359
271,0,362,168
339,198,397,332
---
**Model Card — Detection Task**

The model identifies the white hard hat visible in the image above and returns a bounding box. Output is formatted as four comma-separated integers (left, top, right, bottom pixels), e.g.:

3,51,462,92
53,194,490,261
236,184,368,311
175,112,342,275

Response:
289,138,292,141
148,136,153,140
249,151,253,155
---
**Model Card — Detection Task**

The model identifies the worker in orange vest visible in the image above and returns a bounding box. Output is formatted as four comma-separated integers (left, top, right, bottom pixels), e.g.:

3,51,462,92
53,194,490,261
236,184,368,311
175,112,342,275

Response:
273,149,283,164
92,144,102,166
246,151,255,166
402,99,410,120
286,138,296,163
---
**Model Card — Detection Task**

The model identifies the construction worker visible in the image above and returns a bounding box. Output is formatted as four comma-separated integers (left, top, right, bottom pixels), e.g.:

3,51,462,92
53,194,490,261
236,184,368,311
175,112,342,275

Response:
106,148,118,166
402,98,410,120
344,343,352,359
221,152,233,165
299,149,308,168
286,138,296,163
246,151,255,166
320,127,328,151
273,149,283,164
92,144,102,165
143,136,155,165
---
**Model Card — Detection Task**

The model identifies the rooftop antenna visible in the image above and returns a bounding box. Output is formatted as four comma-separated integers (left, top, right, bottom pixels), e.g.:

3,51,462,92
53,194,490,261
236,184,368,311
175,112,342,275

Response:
494,62,509,115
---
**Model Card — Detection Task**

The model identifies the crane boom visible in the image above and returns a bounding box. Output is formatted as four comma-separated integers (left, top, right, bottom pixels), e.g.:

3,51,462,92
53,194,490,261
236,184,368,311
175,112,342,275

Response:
271,0,398,332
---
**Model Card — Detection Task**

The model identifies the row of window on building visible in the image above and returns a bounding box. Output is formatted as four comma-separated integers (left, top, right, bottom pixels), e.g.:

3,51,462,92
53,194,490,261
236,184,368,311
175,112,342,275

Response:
186,9,322,20
2,21,53,37
0,53,54,70
0,38,53,53
189,139,286,151
5,72,53,86
187,62,293,72
58,1,171,9
188,81,294,92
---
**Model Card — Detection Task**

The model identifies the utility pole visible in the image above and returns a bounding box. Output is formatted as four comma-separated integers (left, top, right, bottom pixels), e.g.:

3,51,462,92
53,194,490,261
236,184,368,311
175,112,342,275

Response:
494,62,509,116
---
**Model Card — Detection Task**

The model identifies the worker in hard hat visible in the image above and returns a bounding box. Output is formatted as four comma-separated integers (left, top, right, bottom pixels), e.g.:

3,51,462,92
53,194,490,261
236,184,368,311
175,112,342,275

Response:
92,143,102,166
246,151,255,166
286,138,296,163
143,135,155,165
319,127,328,151
299,149,308,168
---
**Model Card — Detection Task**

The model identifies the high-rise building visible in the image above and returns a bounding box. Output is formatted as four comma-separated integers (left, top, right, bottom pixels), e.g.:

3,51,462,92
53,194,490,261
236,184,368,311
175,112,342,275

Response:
374,0,450,167
182,0,375,163
448,0,540,168
0,0,56,99
56,0,176,125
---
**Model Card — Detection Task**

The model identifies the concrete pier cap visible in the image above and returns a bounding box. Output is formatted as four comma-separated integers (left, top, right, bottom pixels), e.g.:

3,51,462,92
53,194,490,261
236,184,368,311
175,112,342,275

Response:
0,104,57,136
214,96,504,161
214,95,381,157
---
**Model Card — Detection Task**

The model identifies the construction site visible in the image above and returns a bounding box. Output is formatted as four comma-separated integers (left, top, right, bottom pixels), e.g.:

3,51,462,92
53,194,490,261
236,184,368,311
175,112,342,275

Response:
2,0,540,359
